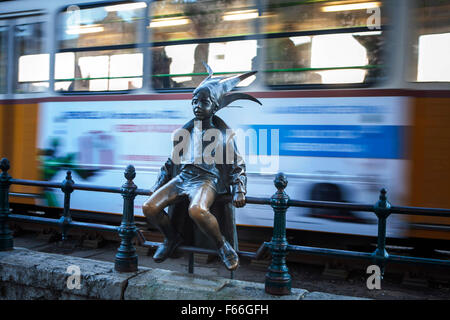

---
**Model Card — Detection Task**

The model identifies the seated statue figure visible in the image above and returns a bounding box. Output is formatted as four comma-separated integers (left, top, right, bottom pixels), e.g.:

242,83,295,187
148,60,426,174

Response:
142,63,261,271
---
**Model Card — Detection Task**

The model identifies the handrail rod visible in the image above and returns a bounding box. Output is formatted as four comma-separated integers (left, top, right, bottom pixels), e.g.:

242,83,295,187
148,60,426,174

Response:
11,178,450,217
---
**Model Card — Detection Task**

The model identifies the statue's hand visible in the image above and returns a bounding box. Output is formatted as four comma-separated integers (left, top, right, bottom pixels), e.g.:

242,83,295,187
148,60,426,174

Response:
233,192,246,208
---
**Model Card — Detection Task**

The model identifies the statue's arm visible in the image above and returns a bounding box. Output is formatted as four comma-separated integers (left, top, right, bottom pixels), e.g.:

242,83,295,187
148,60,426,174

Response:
230,157,247,195
149,126,186,194
227,132,247,207
149,158,173,194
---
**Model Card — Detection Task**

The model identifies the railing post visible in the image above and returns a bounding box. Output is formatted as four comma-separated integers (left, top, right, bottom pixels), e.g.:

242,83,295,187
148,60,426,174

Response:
188,252,194,274
115,165,138,272
372,188,391,278
0,158,13,251
59,171,74,241
265,172,291,295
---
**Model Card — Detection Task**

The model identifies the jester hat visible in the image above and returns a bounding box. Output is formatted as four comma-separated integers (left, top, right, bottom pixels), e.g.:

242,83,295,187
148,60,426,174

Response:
193,62,262,113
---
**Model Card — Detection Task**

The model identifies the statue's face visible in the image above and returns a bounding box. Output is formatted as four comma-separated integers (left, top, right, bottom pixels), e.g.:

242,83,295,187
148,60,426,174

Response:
192,89,215,120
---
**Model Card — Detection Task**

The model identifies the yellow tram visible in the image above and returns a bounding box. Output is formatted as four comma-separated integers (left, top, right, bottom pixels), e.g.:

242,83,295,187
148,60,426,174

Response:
0,0,449,242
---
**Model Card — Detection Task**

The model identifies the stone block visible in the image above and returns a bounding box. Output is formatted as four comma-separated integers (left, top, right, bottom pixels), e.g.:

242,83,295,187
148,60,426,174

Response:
0,248,140,300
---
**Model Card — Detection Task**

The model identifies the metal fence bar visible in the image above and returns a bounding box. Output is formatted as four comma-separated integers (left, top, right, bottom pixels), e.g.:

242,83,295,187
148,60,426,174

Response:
188,252,194,274
114,165,138,272
138,238,258,259
372,188,391,277
12,179,122,194
285,244,450,268
386,254,450,267
390,206,450,217
59,171,74,241
0,158,13,251
11,179,62,189
9,178,450,216
265,173,291,295
9,214,119,233
288,199,373,211
287,199,450,217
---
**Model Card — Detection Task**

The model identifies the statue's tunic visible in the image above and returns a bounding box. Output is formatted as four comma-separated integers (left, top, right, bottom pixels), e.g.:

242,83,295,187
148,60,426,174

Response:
151,116,247,197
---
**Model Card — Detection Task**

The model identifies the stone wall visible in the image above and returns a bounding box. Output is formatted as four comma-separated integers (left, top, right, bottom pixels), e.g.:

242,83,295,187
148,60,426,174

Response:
0,248,309,300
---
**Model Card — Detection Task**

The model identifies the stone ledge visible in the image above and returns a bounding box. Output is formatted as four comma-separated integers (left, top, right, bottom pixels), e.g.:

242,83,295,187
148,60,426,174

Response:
124,270,308,300
0,248,367,300
0,247,141,300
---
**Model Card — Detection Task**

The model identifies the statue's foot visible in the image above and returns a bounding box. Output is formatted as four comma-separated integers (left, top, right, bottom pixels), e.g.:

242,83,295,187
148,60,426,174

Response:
153,234,183,263
218,240,239,271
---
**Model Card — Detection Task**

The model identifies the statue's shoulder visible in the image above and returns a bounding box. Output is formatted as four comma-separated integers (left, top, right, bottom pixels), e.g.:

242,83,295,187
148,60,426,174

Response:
171,120,193,142
179,116,232,133
212,116,238,143
212,115,230,131
181,119,195,131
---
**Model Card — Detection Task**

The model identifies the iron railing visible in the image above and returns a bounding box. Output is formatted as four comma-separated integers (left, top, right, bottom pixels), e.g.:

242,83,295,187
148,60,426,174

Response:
1,157,450,295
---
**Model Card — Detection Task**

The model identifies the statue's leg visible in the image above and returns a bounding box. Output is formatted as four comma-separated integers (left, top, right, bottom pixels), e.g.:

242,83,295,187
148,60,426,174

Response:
142,179,183,262
188,185,223,247
188,185,239,271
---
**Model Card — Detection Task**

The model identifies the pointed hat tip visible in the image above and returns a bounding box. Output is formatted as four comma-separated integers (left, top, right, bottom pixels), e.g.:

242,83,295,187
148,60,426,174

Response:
202,61,213,77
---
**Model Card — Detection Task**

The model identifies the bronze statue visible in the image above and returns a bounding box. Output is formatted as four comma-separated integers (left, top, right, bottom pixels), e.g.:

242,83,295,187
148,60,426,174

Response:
143,63,261,271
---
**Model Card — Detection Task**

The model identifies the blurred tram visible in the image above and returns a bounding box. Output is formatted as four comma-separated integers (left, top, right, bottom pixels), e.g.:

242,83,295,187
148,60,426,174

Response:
0,0,450,244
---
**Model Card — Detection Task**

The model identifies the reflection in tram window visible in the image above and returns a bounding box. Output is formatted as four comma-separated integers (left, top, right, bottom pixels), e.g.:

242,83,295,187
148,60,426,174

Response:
15,23,49,93
264,0,384,33
263,0,385,86
0,26,7,93
151,41,257,89
149,0,257,42
412,0,450,82
55,50,143,92
56,2,146,91
149,0,258,90
59,2,146,49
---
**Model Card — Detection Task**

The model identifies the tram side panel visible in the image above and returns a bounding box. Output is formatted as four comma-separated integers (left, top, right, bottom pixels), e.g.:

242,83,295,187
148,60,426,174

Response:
1,103,40,205
36,100,190,215
408,96,450,240
221,95,411,238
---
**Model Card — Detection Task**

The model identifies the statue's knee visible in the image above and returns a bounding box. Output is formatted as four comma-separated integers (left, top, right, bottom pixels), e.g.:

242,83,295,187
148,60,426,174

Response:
188,204,207,221
142,200,159,218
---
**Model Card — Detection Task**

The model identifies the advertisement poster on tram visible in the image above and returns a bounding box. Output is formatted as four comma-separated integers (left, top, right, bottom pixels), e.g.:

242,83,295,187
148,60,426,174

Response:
38,96,411,237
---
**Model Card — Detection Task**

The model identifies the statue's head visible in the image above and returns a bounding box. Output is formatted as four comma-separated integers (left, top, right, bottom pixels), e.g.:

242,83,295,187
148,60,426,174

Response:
192,86,215,121
192,62,261,120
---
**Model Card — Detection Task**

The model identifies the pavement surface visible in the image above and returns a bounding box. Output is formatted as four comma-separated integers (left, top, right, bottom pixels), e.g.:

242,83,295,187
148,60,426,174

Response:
10,230,450,300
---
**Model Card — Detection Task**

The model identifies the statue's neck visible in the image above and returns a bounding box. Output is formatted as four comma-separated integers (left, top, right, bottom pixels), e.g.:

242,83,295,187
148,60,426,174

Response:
195,116,214,130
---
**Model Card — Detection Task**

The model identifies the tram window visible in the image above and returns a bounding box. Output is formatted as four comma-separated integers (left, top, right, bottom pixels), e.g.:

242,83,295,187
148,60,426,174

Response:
262,0,385,86
151,40,257,89
0,26,7,93
149,0,258,90
149,0,257,42
15,22,49,93
56,2,146,92
264,0,385,33
410,0,450,82
59,2,146,49
55,50,143,91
